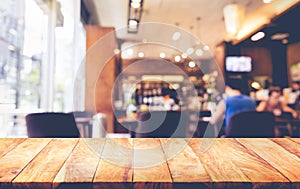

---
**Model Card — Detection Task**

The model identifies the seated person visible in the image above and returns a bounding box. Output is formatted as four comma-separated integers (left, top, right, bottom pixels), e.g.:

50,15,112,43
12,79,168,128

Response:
210,79,257,128
256,87,298,118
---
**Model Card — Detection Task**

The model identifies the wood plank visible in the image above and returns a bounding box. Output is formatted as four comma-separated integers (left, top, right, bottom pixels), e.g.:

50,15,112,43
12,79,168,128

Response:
189,138,251,189
160,138,211,189
289,138,300,146
0,138,51,188
236,138,300,183
271,138,300,159
0,138,26,158
12,138,78,189
53,138,106,189
220,139,289,189
93,138,133,189
133,138,172,189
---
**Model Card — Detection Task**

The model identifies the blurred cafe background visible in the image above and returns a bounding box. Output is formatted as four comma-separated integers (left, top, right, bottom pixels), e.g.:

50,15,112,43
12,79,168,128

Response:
0,0,300,138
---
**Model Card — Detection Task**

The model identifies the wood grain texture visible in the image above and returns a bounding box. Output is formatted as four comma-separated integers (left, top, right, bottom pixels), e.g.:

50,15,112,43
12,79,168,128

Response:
93,138,133,189
53,139,106,189
12,139,78,189
160,138,211,189
289,138,300,145
0,138,26,158
133,138,172,189
1,138,300,188
237,138,300,183
271,138,300,159
189,139,251,189
223,139,289,189
0,138,51,187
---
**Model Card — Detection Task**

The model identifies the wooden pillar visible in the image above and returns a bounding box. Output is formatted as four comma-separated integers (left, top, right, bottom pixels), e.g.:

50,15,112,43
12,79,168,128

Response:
85,25,116,133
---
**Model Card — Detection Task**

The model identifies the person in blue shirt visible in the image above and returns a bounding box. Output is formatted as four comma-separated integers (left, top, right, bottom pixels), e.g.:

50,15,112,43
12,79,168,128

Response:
210,79,256,130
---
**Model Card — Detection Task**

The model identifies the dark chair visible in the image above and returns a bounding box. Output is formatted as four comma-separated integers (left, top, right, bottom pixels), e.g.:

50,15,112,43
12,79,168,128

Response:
25,112,80,138
225,111,275,138
275,111,293,137
71,111,94,137
134,111,188,138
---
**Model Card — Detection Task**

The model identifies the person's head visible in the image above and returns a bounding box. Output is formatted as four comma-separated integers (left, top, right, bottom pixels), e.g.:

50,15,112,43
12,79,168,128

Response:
225,79,243,96
268,86,281,106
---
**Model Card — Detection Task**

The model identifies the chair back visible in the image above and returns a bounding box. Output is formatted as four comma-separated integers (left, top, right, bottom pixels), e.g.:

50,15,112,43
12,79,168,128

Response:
26,112,80,138
226,111,275,137
135,111,188,138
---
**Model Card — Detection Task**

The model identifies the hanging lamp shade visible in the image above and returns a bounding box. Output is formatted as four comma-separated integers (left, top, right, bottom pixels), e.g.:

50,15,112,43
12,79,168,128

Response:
223,3,245,36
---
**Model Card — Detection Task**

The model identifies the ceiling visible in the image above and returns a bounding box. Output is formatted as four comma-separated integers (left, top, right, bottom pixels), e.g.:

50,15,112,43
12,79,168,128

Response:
86,0,299,53
241,2,300,46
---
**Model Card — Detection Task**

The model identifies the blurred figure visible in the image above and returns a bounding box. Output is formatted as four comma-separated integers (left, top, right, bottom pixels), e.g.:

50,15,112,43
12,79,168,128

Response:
210,79,256,128
256,87,297,118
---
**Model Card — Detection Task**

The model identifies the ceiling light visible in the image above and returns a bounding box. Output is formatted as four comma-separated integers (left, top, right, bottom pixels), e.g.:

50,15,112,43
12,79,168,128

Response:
160,53,166,58
186,48,194,55
128,0,144,33
203,45,209,51
181,53,187,59
126,48,133,56
251,31,265,41
172,32,181,41
114,49,120,54
196,49,203,56
138,52,144,57
174,55,181,62
223,3,245,36
131,2,141,8
128,19,138,29
188,61,196,68
262,0,272,3
271,33,289,40
282,39,288,44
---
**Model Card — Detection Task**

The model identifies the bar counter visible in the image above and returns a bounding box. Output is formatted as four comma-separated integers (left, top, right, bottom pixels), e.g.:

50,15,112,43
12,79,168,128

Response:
0,138,300,189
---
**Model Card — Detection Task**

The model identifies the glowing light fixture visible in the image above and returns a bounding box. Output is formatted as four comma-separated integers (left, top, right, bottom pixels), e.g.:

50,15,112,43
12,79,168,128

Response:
262,0,272,3
114,49,120,54
186,47,194,55
188,61,196,68
126,48,133,56
282,39,288,44
181,53,187,59
138,52,144,57
172,32,181,41
251,31,265,41
128,0,144,33
174,55,181,62
223,3,245,36
160,52,166,58
203,45,210,51
251,81,261,90
196,49,203,56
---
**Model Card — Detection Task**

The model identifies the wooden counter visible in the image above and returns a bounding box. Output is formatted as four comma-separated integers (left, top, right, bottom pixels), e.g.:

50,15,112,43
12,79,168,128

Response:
0,138,300,189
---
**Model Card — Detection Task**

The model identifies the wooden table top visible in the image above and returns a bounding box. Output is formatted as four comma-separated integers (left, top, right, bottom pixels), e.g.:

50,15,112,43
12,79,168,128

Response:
1,138,300,189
